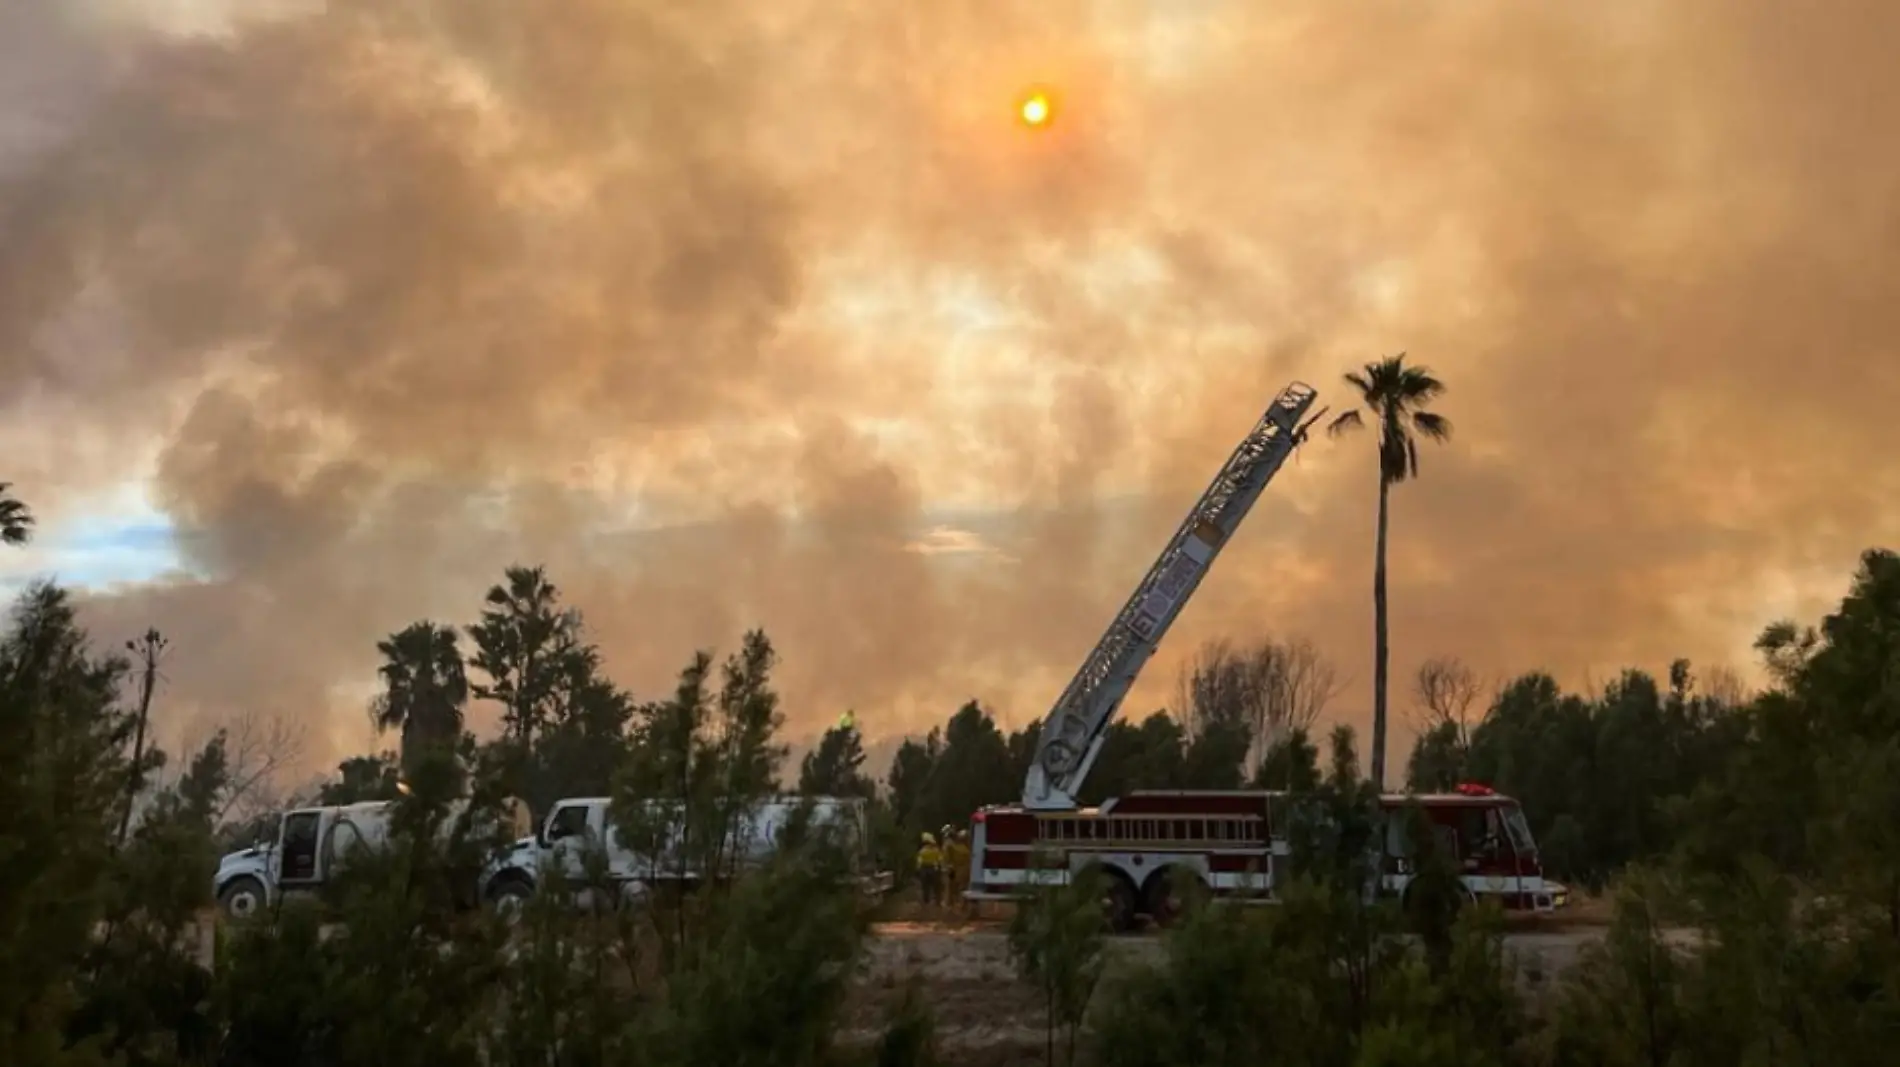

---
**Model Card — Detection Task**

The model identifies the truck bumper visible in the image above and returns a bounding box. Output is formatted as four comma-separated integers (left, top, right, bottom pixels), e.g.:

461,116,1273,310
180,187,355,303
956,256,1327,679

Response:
1534,882,1570,912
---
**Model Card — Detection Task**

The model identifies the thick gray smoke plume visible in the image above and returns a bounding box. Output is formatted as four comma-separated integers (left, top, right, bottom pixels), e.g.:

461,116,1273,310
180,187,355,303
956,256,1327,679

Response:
4,0,1898,770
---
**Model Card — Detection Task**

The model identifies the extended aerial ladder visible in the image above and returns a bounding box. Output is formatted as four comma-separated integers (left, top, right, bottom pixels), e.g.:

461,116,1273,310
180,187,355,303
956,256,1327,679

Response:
1021,381,1324,810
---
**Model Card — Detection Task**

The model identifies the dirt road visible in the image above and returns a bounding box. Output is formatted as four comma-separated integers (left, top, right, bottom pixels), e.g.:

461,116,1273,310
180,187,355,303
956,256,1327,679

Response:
862,919,1636,989
846,919,1687,1061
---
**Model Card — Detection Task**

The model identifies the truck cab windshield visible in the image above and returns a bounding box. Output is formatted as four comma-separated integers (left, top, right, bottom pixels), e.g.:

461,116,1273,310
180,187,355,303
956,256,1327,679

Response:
1501,804,1535,854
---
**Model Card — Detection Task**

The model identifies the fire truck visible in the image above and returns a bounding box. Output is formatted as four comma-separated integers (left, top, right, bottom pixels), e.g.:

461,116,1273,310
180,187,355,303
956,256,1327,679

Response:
963,381,1568,930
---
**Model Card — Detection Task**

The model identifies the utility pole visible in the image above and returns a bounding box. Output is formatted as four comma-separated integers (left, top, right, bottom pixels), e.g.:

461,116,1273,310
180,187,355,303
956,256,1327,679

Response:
117,628,168,845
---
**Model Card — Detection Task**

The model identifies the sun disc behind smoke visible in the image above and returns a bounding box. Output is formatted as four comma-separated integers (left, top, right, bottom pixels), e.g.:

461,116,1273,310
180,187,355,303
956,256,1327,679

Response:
1018,90,1052,128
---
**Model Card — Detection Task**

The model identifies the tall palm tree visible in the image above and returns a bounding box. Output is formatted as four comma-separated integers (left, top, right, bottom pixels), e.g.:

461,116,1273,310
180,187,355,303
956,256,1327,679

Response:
369,620,469,780
0,483,33,546
1326,354,1452,790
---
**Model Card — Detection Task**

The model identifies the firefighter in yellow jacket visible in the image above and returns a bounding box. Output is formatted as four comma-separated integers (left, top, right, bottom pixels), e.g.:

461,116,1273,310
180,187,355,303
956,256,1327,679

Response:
916,832,943,906
942,828,972,912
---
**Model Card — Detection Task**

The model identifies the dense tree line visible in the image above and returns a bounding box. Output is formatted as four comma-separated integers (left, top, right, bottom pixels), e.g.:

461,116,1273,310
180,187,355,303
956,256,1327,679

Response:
1405,655,1752,891
0,572,912,1066
996,549,1900,1066
7,452,1900,1064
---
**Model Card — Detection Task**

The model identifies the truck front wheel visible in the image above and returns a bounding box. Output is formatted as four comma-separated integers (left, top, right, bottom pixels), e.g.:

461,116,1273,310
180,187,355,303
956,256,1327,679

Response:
218,876,267,921
486,875,534,916
1086,869,1139,934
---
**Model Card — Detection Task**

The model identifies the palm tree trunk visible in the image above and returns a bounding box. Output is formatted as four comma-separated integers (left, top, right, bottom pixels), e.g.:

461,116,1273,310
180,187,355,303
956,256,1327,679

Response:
400,717,418,782
1371,476,1391,791
117,638,161,845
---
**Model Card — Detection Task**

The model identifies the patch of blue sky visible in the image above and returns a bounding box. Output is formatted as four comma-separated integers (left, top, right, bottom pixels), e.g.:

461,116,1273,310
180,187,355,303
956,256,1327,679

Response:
0,519,183,594
0,489,188,596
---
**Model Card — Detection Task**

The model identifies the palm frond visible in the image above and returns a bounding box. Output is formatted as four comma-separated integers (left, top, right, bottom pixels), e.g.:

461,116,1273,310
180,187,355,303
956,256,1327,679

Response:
1367,353,1408,385
1341,353,1451,488
0,483,33,547
1412,410,1452,441
1395,363,1445,400
369,693,399,733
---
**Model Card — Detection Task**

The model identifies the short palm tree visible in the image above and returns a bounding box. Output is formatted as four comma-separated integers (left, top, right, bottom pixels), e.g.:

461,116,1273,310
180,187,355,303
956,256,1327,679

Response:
369,620,469,779
1326,354,1452,790
1,483,33,546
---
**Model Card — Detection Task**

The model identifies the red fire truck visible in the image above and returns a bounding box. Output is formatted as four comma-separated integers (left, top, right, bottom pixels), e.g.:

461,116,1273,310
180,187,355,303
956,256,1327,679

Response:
961,381,1568,929
966,783,1569,930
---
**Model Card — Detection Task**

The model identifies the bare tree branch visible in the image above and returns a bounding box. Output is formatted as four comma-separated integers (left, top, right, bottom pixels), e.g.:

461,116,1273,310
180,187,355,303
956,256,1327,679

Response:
1411,655,1483,741
216,709,309,824
1176,636,1344,767
1176,638,1246,739
1700,664,1750,709
1260,636,1342,743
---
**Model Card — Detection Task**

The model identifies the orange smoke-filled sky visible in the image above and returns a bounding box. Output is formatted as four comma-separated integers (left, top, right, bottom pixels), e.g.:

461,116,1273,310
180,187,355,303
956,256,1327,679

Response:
3,0,1897,780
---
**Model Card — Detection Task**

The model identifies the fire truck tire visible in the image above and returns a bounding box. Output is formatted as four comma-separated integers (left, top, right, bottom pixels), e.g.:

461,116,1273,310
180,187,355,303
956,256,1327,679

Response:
1401,880,1473,922
218,876,267,921
1142,868,1210,927
1090,869,1139,933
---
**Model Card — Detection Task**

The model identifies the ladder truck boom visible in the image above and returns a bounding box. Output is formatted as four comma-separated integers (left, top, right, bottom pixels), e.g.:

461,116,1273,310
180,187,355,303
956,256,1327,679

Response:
1022,381,1322,811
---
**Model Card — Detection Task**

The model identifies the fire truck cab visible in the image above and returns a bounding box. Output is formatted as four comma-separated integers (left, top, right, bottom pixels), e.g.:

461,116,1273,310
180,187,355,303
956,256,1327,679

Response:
1381,782,1566,911
964,782,1567,931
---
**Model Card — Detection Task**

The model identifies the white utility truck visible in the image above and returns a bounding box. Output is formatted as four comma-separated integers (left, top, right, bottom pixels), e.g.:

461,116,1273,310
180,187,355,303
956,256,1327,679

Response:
479,794,895,909
214,796,532,919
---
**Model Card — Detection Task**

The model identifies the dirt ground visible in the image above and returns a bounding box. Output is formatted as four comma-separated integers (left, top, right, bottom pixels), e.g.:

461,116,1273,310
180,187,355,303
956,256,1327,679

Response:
876,887,1617,929
844,921,1154,1064
844,898,1629,1063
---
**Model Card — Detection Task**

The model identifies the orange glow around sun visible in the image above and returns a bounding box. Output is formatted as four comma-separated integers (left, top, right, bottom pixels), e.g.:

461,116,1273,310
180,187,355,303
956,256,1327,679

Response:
1018,91,1053,128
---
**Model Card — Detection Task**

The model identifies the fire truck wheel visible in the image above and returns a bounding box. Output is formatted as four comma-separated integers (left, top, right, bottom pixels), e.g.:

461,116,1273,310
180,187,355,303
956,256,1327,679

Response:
619,880,653,912
1401,880,1472,923
1092,870,1138,933
1142,868,1209,927
218,876,266,921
